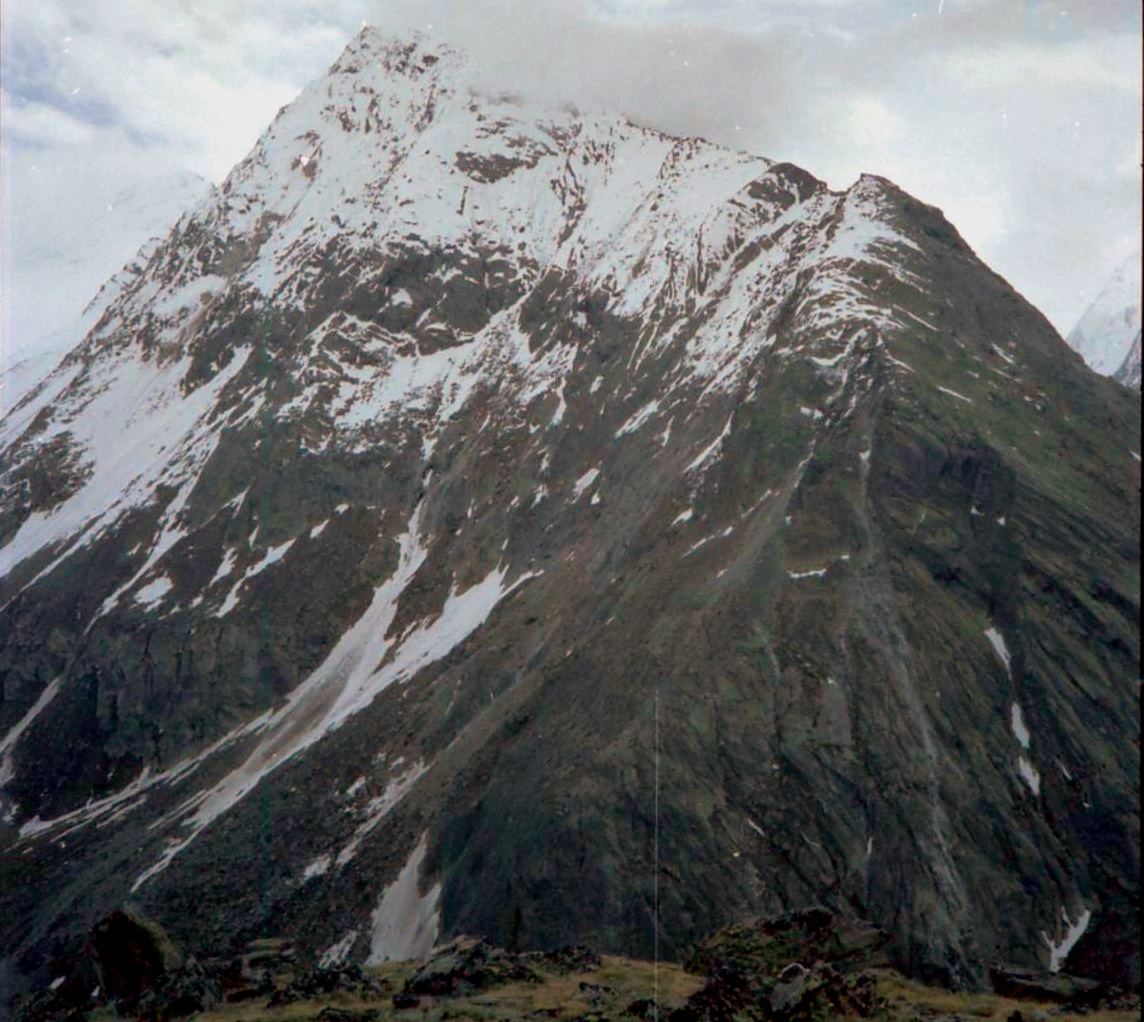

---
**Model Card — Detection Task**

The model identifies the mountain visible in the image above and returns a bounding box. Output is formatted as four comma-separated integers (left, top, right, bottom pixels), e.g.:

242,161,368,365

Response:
1113,332,1140,390
1066,252,1141,389
0,27,1139,1006
1,167,213,410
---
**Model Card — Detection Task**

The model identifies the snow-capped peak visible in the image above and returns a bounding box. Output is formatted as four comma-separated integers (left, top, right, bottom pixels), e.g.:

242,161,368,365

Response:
1066,251,1141,380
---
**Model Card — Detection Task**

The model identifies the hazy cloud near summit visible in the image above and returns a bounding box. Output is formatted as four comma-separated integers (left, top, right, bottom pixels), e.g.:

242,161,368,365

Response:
2,0,1140,340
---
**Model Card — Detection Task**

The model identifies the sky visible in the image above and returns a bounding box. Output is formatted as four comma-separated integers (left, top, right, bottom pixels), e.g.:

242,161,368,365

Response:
2,0,1141,367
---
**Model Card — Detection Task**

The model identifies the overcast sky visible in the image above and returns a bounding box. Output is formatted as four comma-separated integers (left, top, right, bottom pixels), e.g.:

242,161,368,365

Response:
2,0,1140,353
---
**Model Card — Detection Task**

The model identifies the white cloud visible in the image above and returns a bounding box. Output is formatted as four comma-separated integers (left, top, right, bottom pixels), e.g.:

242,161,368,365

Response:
2,96,97,147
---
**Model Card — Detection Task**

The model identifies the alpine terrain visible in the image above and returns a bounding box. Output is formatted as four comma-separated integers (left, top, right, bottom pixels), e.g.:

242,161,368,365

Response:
0,28,1139,1008
1066,252,1141,390
1,169,213,410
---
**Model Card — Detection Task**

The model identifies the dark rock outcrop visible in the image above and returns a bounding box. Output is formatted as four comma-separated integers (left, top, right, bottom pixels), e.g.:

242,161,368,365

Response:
89,909,183,1010
686,909,888,979
268,963,388,1007
404,937,540,996
529,946,603,974
988,964,1106,1008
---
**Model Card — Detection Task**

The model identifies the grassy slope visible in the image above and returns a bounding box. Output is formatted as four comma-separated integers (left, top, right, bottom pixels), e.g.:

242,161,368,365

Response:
82,956,1138,1022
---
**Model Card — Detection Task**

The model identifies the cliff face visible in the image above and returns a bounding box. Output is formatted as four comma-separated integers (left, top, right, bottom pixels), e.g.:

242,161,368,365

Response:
1,28,1138,1002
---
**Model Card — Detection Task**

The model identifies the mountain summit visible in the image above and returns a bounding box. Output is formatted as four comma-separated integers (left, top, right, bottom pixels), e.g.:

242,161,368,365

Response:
0,27,1138,1004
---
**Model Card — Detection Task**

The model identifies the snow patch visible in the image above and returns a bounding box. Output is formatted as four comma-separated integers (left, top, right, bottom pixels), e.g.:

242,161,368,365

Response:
1010,703,1031,750
319,929,360,969
335,761,427,867
686,415,733,474
0,676,64,794
571,467,600,500
1042,908,1091,973
937,385,972,403
134,576,173,608
1017,756,1041,796
1,347,251,583
615,401,661,438
984,627,1011,675
366,834,441,964
303,855,332,880
550,380,568,426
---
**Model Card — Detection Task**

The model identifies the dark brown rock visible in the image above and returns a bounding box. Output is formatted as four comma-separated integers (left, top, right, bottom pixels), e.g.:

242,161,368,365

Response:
89,909,183,1011
268,963,386,1007
404,937,539,996
988,965,1106,1007
314,1008,382,1022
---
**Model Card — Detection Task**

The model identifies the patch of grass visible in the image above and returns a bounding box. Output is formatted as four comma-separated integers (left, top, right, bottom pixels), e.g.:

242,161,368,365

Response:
105,955,704,1022
875,970,1139,1022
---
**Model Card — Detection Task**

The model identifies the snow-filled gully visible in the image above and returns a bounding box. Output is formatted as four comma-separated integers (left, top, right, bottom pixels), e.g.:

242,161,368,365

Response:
127,506,539,890
12,502,540,896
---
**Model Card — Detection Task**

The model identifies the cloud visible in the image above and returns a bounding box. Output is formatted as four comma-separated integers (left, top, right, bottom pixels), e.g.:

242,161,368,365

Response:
2,95,98,147
1,0,1139,336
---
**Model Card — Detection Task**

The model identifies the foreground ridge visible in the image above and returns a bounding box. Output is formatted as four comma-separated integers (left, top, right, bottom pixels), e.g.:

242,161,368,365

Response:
11,908,1140,1022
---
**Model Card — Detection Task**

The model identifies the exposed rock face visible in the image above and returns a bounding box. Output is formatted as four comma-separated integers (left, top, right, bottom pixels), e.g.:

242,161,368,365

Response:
0,25,1138,1011
674,912,884,1022
404,937,538,996
685,909,888,981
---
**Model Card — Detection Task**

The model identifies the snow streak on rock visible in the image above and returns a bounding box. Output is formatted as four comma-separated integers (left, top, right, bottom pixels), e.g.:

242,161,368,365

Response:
366,833,441,964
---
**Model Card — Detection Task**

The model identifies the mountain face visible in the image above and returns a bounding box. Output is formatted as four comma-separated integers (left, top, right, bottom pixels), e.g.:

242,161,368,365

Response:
1066,252,1142,390
0,28,1139,1004
1,168,214,410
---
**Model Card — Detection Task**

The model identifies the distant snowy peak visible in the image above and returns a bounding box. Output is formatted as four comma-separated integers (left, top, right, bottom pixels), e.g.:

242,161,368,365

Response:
1066,252,1141,385
1113,331,1141,389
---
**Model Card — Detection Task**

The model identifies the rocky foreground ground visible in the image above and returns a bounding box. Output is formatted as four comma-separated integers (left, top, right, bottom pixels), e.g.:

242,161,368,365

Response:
11,908,1139,1022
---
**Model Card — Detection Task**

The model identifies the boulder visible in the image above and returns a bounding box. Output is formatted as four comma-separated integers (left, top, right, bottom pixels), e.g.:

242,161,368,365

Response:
267,963,387,1007
765,963,879,1019
314,1009,382,1022
11,989,88,1022
89,909,184,1010
132,957,221,1021
404,937,539,996
681,910,887,988
685,907,887,981
529,945,603,974
218,937,297,1002
672,911,885,1022
988,965,1106,1007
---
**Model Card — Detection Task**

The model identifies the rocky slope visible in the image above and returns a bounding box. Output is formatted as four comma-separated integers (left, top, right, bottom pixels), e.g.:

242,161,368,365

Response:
0,27,1139,1009
1066,252,1141,389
